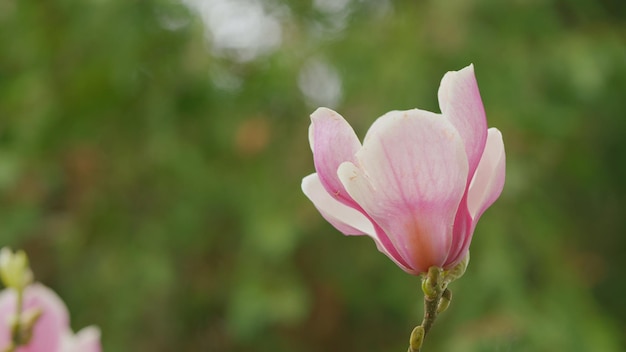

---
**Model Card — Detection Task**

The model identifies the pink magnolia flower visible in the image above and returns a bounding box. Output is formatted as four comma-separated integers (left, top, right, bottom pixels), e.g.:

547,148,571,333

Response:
0,283,101,352
301,64,505,275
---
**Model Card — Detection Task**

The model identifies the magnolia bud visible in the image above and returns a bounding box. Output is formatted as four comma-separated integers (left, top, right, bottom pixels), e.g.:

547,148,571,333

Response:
0,248,34,290
408,325,425,352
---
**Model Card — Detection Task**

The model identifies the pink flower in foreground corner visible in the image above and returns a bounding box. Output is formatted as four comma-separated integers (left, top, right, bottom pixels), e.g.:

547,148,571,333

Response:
0,283,101,352
301,64,505,275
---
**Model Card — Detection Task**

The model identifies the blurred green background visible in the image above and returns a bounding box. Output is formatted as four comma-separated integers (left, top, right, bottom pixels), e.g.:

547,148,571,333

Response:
1,0,625,351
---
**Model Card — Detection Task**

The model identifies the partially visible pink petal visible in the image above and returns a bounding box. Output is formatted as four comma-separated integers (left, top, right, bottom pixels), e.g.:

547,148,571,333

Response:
444,196,472,268
446,128,506,267
301,173,374,236
302,173,415,273
61,326,101,352
467,128,506,222
309,108,362,208
0,288,17,350
438,64,487,177
339,110,468,274
368,227,417,275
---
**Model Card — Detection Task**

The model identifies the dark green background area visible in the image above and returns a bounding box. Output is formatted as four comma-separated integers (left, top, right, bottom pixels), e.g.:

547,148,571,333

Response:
1,1,625,351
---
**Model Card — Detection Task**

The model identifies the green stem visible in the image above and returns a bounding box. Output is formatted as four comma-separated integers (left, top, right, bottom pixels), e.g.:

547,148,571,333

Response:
2,342,15,352
418,267,443,351
420,286,441,337
408,267,445,352
6,288,24,352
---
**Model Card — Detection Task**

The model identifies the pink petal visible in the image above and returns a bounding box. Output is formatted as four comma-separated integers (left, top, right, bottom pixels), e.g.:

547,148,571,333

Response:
309,107,362,208
438,64,488,178
62,326,101,352
0,288,17,350
301,173,374,236
446,128,506,267
444,195,472,268
302,173,415,273
467,128,506,222
338,109,469,273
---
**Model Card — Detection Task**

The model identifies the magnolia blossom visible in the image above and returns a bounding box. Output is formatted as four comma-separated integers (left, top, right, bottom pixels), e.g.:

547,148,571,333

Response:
0,284,101,352
301,64,505,275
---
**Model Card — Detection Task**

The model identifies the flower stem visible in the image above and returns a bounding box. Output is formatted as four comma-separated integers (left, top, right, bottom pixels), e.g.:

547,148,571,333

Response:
4,288,24,352
420,284,441,336
408,267,446,352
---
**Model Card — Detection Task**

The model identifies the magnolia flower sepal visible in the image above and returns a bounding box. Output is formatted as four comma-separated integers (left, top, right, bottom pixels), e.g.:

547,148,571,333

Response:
442,252,470,287
421,267,443,300
436,289,452,314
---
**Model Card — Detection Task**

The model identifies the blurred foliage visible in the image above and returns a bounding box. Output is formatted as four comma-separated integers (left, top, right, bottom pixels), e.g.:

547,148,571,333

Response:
1,0,625,351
